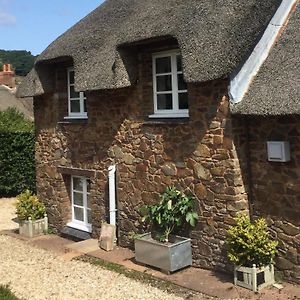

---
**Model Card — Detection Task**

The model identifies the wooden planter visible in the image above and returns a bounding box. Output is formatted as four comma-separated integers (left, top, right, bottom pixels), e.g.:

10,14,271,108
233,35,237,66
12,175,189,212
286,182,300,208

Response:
234,264,275,292
19,214,48,238
134,233,192,273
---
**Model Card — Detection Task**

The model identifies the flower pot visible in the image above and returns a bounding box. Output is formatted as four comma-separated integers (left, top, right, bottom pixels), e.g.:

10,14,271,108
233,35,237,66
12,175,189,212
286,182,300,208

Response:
134,233,192,273
19,214,48,238
234,264,275,292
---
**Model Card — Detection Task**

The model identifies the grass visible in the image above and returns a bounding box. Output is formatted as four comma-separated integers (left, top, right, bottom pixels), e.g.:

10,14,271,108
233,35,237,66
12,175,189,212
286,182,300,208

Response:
77,255,202,299
0,285,20,300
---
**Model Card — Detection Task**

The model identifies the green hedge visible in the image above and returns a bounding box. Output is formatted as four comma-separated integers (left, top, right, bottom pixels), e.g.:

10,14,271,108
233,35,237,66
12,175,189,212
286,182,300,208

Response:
0,132,36,196
0,108,35,197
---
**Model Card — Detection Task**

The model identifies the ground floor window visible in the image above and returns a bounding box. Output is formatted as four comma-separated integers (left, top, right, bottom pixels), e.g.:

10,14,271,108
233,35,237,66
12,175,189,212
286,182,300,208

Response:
67,176,92,232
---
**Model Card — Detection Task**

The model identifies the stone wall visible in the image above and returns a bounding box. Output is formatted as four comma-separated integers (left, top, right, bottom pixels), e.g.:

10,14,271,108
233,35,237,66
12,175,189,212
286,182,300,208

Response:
34,48,249,272
247,116,300,283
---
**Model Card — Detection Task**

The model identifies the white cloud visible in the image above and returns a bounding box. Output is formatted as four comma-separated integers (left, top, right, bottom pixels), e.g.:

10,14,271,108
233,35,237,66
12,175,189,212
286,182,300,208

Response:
0,11,16,25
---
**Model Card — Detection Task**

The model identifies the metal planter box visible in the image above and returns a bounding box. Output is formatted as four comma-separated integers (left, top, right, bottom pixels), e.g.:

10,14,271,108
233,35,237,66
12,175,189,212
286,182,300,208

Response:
134,233,192,272
19,214,48,238
234,264,275,292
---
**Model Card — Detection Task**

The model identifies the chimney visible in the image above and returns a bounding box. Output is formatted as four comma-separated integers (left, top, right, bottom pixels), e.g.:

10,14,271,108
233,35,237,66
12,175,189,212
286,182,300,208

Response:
3,64,6,72
7,64,11,72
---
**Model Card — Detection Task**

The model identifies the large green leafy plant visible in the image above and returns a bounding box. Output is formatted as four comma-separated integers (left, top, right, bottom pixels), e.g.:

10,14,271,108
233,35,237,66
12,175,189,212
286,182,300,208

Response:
227,215,278,267
140,186,198,242
16,190,46,221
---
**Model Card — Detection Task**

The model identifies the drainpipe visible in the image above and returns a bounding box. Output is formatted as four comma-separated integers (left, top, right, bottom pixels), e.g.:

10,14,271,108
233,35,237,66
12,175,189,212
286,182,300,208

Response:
108,165,117,226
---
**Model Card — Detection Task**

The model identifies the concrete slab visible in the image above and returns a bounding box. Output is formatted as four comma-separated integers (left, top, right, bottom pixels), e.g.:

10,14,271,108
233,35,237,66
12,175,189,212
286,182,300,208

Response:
65,238,99,254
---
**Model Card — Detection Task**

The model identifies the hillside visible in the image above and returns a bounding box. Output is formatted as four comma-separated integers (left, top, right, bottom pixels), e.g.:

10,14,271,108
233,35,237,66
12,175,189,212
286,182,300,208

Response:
0,50,36,76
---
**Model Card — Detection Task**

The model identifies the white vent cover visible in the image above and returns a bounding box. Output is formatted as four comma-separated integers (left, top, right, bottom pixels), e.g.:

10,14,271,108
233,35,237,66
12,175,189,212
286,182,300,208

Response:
267,141,290,162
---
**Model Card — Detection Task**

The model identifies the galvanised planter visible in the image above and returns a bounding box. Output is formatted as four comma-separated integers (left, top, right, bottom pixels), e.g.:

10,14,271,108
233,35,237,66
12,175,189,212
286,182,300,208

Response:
19,214,48,238
134,233,192,273
234,264,275,292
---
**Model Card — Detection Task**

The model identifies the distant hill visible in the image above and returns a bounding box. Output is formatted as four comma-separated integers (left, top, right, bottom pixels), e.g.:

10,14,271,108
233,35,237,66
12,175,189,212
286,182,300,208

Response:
0,50,37,76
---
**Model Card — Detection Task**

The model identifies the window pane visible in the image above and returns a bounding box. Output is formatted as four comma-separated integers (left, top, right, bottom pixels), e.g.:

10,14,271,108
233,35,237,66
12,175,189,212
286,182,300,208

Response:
179,93,189,110
70,100,81,113
70,85,80,99
69,71,75,84
87,195,91,209
73,192,83,206
87,209,92,224
156,75,172,92
157,94,173,110
87,179,91,193
178,74,187,91
156,57,171,74
73,177,83,191
74,207,84,222
83,98,87,113
177,55,182,72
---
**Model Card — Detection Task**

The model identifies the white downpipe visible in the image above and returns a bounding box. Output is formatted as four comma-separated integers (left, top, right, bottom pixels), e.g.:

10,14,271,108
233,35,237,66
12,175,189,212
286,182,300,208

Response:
108,165,117,226
229,0,297,104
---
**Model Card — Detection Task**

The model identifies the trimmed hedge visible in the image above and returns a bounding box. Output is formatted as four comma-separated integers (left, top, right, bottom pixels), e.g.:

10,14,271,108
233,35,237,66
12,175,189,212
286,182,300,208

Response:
0,108,35,197
0,132,36,196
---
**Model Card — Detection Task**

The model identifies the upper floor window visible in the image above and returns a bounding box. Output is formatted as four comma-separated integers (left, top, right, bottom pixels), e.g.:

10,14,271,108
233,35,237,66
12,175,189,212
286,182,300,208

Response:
67,68,87,118
151,51,189,118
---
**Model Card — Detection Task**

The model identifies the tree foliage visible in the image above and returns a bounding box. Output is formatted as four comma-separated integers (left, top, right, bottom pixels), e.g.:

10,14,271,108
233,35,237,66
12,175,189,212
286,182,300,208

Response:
0,49,36,76
226,215,278,267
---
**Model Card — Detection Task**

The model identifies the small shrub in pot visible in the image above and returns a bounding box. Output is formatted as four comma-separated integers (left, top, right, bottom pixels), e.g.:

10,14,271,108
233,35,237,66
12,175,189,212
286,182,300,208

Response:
16,190,46,221
140,186,199,243
226,214,278,291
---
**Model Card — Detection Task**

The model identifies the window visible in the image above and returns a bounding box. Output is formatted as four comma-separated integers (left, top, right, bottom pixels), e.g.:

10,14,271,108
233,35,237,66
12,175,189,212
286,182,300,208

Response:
151,51,189,118
67,68,87,118
67,176,92,232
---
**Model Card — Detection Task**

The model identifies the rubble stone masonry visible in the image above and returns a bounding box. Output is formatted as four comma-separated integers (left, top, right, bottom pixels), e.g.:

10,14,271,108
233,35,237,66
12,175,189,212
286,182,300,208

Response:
33,51,299,282
246,116,300,283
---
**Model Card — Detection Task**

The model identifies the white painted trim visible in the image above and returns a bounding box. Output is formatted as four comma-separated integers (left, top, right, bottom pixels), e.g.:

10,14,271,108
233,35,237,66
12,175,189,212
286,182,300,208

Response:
64,116,88,120
152,51,189,117
67,222,92,233
67,68,87,117
148,112,189,118
70,176,92,233
108,165,117,226
229,0,297,104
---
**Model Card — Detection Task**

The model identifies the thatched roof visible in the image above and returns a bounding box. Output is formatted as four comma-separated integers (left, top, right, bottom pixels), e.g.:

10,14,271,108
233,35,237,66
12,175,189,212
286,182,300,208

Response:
232,3,300,115
18,0,281,98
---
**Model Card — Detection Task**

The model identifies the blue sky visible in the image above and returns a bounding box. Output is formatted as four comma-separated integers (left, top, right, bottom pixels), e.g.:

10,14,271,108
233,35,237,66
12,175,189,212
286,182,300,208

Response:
0,0,104,55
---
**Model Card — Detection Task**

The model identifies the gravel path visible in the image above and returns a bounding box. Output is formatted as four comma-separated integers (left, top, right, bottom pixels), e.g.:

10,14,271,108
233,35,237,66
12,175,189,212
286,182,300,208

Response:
0,199,193,300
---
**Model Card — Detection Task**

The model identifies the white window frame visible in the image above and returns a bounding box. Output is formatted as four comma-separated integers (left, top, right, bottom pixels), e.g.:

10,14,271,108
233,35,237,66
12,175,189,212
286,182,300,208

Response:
67,176,92,233
65,68,87,119
150,50,189,118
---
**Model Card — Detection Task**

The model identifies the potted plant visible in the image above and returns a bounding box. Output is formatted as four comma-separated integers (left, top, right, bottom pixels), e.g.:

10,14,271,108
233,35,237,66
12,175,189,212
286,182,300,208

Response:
16,190,48,238
226,214,278,292
135,186,198,273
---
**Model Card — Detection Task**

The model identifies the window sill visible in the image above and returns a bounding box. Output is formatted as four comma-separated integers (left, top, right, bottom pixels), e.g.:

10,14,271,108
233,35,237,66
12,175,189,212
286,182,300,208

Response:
58,117,88,125
144,117,190,125
67,222,92,233
148,113,189,119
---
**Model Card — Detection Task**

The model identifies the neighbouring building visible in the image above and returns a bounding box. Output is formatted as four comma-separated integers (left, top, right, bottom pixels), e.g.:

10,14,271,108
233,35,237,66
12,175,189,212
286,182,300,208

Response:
0,64,16,89
18,0,299,283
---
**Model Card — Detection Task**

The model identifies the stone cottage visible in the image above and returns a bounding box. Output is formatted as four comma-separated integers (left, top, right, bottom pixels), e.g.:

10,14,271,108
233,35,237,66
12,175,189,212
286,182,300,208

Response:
18,0,299,282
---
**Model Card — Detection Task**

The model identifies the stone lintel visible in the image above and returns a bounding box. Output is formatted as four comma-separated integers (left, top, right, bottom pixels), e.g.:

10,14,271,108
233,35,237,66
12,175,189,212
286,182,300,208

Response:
57,165,96,178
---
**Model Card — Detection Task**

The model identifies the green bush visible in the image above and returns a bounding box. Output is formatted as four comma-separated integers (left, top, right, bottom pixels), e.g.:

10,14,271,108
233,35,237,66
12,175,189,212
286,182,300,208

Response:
226,215,278,267
0,108,35,196
16,190,46,221
140,186,198,242
0,107,34,132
